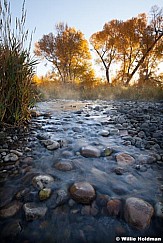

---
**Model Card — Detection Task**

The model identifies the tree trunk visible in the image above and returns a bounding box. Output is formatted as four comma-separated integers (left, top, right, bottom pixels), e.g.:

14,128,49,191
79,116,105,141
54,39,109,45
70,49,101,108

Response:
125,32,163,85
106,68,110,83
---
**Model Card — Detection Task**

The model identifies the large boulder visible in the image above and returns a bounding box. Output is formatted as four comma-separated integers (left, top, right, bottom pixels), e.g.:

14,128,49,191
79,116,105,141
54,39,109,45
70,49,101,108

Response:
124,197,154,229
70,182,96,204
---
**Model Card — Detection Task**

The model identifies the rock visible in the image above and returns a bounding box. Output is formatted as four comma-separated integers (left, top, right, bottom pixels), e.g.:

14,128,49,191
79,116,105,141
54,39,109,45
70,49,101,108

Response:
102,147,113,156
91,168,108,183
47,141,60,150
23,203,47,221
32,174,54,189
154,202,163,218
138,155,156,164
109,129,119,135
116,153,135,166
54,161,73,171
81,205,91,215
99,130,110,137
39,188,52,201
30,110,40,117
107,199,122,216
41,139,59,148
10,150,23,157
96,194,110,207
90,201,99,216
80,145,101,158
56,189,69,205
4,153,19,162
114,167,125,175
70,182,96,204
0,201,22,218
124,197,154,229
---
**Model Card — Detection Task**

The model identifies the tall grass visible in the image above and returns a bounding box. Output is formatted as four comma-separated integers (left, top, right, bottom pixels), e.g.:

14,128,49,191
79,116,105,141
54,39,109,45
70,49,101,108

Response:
36,80,163,101
0,0,37,126
36,77,163,101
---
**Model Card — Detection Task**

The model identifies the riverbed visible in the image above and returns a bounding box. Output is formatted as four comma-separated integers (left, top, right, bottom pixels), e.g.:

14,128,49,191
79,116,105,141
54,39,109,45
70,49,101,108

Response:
0,99,163,242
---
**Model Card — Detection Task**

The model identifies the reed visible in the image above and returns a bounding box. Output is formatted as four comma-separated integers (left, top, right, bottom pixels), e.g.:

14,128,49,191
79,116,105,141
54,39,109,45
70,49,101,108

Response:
0,0,37,125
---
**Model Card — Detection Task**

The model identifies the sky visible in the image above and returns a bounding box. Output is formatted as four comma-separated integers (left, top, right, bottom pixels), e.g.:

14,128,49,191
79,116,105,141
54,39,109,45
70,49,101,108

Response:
11,0,163,76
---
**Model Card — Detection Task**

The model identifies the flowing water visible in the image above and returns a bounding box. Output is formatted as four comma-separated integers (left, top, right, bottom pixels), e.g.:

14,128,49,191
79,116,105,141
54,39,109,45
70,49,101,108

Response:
0,99,163,242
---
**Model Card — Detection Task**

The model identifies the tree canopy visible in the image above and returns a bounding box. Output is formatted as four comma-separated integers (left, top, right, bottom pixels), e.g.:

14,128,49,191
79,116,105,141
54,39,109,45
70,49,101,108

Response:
90,5,163,86
35,23,95,83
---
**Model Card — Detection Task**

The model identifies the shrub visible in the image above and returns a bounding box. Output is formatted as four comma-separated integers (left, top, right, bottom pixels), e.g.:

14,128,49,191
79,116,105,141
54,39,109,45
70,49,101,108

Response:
0,0,37,125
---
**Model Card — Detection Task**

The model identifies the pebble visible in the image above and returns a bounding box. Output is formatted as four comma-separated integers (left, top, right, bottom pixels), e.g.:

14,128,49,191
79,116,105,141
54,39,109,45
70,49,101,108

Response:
4,153,19,162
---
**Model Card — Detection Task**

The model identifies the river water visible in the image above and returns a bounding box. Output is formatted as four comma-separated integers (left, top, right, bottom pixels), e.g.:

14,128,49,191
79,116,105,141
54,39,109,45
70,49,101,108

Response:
0,99,163,242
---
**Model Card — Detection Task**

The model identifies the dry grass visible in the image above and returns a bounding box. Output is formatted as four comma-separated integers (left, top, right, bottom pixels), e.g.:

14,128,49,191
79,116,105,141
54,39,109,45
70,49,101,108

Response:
36,80,163,101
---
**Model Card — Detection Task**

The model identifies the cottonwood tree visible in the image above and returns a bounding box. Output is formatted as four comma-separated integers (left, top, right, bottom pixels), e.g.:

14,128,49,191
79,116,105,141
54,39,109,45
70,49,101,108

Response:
125,6,163,85
90,6,163,86
90,19,120,84
35,23,95,83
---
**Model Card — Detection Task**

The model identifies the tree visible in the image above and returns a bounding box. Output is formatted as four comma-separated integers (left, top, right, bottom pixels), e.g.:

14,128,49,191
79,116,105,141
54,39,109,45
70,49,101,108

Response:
35,23,95,83
90,20,120,84
90,6,163,86
125,6,163,85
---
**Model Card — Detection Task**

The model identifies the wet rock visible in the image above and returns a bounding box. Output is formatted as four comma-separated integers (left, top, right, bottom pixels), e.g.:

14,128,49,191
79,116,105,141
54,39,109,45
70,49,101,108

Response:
32,174,54,189
70,182,96,204
54,161,73,171
154,202,163,218
23,202,47,221
47,141,60,150
125,174,138,184
80,145,101,158
102,147,113,157
116,153,135,166
56,189,69,205
99,130,110,137
109,128,119,135
0,201,22,218
90,201,99,216
107,199,122,217
138,154,156,164
15,188,30,201
39,188,52,201
68,199,76,207
124,197,154,229
81,205,91,215
91,167,109,184
41,139,60,150
4,153,19,162
114,167,125,175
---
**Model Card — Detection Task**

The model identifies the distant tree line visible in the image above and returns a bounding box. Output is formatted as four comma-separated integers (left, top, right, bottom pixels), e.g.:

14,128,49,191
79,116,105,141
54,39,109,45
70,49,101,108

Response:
35,5,163,87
